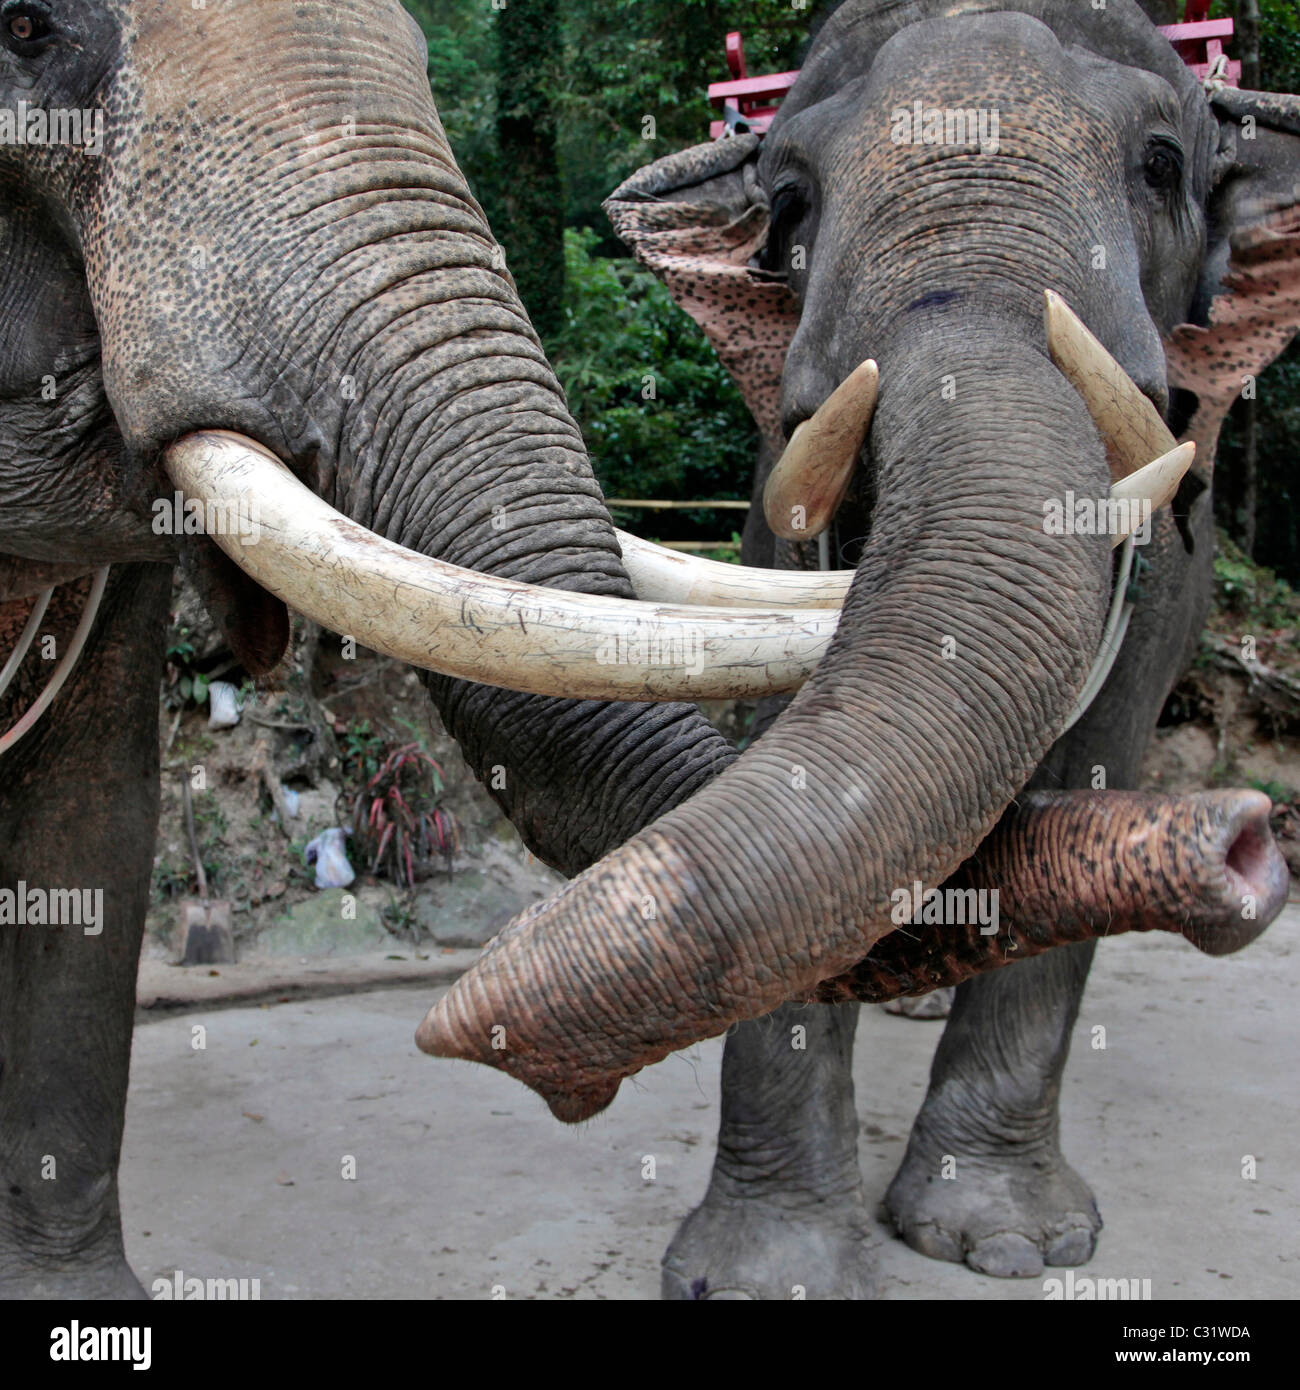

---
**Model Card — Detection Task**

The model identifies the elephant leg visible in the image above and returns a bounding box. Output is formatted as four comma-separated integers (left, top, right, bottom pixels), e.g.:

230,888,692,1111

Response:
883,520,1211,1279
882,941,1101,1278
662,1000,875,1300
0,564,170,1299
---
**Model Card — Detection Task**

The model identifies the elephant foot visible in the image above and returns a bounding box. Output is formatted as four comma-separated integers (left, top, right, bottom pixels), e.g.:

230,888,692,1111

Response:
662,1192,879,1300
0,1254,148,1300
882,1140,1101,1279
882,987,955,1019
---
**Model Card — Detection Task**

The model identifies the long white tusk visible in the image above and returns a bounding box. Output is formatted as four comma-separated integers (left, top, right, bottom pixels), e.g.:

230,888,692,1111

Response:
614,531,850,608
1108,442,1195,547
763,359,878,541
1044,290,1178,481
164,432,838,703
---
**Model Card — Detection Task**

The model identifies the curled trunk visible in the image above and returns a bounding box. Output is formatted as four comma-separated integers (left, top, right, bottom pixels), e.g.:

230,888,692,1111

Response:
815,788,1289,1004
416,333,1117,1120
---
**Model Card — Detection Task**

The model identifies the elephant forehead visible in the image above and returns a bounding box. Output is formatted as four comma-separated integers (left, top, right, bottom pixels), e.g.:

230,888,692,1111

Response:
123,0,431,123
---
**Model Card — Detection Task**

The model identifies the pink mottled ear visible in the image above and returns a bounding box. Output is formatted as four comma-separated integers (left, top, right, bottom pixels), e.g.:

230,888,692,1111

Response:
1166,90,1300,469
605,135,798,451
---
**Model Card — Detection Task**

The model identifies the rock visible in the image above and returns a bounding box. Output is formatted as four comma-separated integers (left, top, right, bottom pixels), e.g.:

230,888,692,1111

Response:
259,889,390,956
410,844,564,948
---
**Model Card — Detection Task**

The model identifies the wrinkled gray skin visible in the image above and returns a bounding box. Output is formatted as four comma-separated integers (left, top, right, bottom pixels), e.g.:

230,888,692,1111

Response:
657,0,1299,1297
0,0,738,1298
0,0,1292,1303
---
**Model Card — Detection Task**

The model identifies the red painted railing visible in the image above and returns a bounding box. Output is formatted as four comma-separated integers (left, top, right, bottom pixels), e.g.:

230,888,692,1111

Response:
708,3,1241,140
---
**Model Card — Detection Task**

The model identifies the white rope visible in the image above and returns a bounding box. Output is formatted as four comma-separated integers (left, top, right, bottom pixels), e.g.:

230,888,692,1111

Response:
0,566,110,757
1060,533,1136,734
1202,53,1231,94
0,586,53,700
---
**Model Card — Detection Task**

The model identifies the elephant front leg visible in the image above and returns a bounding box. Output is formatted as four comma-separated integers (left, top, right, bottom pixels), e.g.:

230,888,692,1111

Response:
662,1000,876,1300
883,941,1101,1278
0,565,169,1299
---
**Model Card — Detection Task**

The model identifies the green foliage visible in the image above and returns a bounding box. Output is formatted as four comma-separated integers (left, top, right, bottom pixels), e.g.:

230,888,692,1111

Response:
163,624,210,709
1212,532,1300,646
1245,774,1298,802
546,228,756,535
339,718,386,784
1258,0,1300,92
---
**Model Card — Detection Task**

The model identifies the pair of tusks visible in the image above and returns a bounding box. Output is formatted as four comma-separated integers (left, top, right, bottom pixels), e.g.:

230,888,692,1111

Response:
162,293,1190,707
762,289,1192,542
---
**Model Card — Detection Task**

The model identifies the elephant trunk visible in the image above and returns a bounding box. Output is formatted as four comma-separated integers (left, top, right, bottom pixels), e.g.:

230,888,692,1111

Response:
816,788,1291,1004
416,331,1118,1120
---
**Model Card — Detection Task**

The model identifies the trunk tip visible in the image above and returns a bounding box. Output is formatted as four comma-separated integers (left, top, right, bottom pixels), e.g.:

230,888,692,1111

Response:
415,987,625,1124
1183,789,1290,956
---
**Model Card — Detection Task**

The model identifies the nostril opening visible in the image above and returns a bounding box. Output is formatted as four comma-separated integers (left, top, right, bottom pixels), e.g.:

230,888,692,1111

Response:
1224,818,1270,890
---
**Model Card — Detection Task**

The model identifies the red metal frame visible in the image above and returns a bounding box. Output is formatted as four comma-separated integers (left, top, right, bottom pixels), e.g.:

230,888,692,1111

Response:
707,32,799,138
709,3,1240,140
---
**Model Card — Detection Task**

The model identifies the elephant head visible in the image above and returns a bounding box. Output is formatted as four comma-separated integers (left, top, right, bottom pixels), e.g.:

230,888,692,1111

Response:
0,3,856,851
417,0,1300,1118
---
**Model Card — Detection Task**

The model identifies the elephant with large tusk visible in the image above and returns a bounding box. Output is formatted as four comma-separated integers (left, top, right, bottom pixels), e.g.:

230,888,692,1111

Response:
0,0,1293,1302
420,0,1300,1295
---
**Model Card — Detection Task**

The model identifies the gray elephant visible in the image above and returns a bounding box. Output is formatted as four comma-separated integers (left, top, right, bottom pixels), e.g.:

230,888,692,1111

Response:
0,0,816,1298
0,0,1291,1303
421,0,1300,1297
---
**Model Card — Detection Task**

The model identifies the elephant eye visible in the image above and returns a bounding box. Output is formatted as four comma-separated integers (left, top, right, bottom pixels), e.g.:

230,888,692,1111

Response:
2,2,55,53
760,185,811,278
1143,139,1183,194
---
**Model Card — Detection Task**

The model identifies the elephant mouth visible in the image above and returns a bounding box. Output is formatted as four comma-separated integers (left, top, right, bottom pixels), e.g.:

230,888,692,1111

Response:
764,292,1190,549
157,291,1186,711
0,290,1189,775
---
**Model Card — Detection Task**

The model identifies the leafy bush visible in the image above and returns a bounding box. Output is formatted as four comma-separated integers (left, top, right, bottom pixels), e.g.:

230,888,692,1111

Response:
348,744,460,888
1212,531,1300,645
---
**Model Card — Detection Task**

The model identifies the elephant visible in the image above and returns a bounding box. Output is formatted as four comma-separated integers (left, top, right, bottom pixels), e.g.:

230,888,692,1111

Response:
0,0,1292,1303
420,0,1300,1297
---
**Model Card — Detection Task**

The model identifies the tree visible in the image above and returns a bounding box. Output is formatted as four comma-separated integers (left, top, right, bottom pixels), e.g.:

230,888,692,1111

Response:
495,0,566,339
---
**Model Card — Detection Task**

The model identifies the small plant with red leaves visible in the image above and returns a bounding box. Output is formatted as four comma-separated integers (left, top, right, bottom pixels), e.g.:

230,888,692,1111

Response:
348,743,460,888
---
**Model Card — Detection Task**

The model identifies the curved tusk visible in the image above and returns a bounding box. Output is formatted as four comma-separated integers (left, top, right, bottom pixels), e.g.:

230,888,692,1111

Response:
614,531,851,608
763,359,878,541
1044,290,1178,481
1108,442,1195,547
164,432,838,703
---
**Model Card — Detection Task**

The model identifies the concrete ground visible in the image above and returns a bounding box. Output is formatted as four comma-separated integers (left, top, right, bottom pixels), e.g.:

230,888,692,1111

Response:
120,905,1299,1299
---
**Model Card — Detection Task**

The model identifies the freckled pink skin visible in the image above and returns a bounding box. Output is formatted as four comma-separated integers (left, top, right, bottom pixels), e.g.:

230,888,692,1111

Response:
416,788,1289,1123
816,788,1289,1003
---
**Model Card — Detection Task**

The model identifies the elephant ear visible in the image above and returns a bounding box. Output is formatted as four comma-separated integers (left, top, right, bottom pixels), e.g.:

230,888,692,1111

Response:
604,135,797,450
1167,88,1300,469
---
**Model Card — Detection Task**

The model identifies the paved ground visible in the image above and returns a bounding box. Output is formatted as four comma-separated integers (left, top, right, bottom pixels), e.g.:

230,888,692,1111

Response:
120,905,1299,1299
